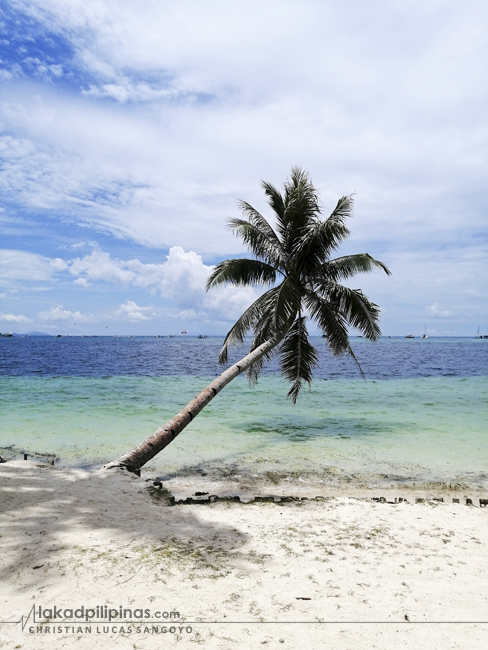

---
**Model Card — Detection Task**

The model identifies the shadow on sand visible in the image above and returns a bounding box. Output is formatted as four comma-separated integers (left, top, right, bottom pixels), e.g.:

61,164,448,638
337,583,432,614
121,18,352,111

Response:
0,461,253,597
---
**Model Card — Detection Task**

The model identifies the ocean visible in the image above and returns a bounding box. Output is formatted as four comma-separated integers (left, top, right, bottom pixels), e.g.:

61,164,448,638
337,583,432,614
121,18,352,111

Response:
1,336,487,489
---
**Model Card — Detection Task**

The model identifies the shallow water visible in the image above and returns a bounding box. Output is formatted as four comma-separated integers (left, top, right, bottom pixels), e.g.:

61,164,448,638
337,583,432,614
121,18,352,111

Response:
1,336,487,488
0,338,488,486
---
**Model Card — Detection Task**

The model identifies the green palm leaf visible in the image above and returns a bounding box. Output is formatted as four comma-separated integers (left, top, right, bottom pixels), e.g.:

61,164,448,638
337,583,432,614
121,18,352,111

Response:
303,290,350,355
245,311,277,385
292,199,351,269
273,277,301,335
278,316,319,403
227,217,284,268
321,253,391,282
238,201,284,258
261,180,287,239
206,258,277,290
304,289,369,377
217,288,276,364
325,284,383,341
282,168,321,248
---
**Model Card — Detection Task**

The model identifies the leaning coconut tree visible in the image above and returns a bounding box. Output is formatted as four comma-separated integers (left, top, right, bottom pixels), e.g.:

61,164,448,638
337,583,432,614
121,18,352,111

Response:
105,168,390,474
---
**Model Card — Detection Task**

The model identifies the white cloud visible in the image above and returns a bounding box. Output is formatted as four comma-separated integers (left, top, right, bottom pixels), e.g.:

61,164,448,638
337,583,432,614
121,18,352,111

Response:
83,80,182,103
69,245,259,322
114,299,153,322
1,1,487,334
0,313,29,323
0,243,261,325
426,303,453,319
133,246,210,298
73,277,90,287
50,258,69,272
69,248,136,285
0,249,64,284
1,1,487,257
70,241,92,249
37,305,94,322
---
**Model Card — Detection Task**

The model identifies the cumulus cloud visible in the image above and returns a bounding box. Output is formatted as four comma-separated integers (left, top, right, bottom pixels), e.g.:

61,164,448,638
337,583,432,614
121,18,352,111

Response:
73,277,90,287
129,246,211,298
69,248,136,286
0,242,261,325
0,313,29,323
37,305,94,322
426,303,453,319
69,245,259,322
115,299,153,322
0,249,67,285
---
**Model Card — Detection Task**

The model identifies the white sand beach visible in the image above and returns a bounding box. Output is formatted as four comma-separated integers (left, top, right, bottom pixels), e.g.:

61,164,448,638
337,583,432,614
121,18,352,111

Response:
1,460,488,649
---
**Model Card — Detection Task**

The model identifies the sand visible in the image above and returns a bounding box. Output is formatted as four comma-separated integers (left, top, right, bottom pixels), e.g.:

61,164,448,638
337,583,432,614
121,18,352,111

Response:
1,460,488,649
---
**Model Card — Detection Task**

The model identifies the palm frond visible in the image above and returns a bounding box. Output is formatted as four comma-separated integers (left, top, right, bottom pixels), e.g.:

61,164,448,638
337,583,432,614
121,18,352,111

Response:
238,201,285,258
278,315,319,403
282,168,321,247
346,343,366,380
303,290,350,356
227,217,283,268
324,284,383,341
217,289,276,364
261,180,287,240
245,311,277,385
292,217,350,275
304,289,368,377
206,258,277,291
273,277,301,335
328,194,354,223
320,254,391,282
245,354,266,385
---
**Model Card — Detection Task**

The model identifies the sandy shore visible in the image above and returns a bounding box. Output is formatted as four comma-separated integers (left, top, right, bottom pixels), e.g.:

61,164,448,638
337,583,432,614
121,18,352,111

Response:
1,460,488,649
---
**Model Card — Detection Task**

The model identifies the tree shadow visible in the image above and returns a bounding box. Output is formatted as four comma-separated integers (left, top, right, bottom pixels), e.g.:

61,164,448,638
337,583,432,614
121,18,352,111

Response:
0,461,253,596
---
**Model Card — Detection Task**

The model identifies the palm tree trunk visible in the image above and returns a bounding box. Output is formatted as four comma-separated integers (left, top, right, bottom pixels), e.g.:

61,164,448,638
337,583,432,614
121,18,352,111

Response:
104,338,278,473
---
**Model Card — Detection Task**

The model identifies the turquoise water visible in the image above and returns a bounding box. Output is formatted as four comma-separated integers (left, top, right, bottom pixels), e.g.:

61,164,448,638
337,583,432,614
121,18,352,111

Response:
1,374,487,487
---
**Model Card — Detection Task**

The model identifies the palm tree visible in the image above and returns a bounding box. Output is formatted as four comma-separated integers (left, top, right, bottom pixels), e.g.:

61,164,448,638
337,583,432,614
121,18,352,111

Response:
105,168,390,474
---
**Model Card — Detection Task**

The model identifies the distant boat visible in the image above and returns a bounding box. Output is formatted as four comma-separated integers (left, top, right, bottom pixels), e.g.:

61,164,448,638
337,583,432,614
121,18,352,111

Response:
0,332,13,337
421,324,428,339
475,326,482,339
405,334,414,339
198,334,207,339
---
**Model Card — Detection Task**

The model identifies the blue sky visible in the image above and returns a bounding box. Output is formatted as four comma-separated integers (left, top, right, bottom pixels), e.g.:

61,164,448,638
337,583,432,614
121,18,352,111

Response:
0,0,487,336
